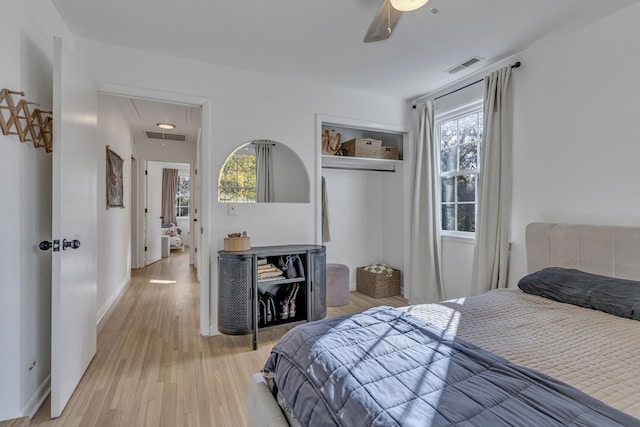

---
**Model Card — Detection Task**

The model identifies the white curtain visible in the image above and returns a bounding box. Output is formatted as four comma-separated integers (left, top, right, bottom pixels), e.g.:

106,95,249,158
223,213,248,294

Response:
161,168,178,225
255,142,274,202
409,101,444,304
472,65,513,293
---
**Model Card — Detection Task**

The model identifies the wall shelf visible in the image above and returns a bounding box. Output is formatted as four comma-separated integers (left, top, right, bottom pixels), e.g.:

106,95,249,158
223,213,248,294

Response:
321,155,401,172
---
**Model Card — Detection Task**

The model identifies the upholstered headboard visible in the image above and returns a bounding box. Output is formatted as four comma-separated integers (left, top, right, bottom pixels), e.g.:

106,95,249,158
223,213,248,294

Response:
526,222,640,280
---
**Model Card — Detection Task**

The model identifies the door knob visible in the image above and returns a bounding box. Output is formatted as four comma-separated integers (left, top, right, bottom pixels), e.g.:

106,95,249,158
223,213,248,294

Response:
62,239,81,250
39,240,60,251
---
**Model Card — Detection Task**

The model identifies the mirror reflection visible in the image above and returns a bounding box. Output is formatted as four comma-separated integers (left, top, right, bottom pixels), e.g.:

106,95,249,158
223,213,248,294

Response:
218,140,310,203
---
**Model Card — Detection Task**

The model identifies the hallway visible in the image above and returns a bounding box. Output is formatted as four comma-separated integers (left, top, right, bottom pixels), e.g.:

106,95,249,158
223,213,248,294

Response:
3,250,406,427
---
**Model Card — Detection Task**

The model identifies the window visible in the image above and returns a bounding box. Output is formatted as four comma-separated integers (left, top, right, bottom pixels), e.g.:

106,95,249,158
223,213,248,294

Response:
438,109,483,234
176,174,190,217
218,146,257,203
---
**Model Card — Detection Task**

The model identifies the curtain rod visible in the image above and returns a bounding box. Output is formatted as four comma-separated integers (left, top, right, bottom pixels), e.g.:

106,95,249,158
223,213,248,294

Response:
412,61,521,109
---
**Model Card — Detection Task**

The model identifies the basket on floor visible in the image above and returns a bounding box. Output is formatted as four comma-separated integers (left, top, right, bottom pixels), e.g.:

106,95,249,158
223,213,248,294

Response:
356,264,400,298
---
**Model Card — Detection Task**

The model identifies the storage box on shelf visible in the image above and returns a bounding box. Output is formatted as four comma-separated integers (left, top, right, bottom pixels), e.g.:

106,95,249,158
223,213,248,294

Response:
380,146,399,160
356,266,401,298
342,138,382,158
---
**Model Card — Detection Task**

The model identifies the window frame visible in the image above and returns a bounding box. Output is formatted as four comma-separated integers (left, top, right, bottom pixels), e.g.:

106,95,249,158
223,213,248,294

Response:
436,101,483,238
175,173,190,218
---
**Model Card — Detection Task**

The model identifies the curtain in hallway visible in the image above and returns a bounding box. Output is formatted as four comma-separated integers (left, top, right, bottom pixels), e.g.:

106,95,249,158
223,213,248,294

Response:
409,101,444,304
161,168,178,225
255,142,274,203
472,65,513,293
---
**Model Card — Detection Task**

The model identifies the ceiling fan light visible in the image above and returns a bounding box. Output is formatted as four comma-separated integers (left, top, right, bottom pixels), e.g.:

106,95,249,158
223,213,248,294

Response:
157,123,176,130
390,0,429,12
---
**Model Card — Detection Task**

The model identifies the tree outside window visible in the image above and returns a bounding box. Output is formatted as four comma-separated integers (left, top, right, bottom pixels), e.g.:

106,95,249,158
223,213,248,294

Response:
439,110,482,233
218,147,257,203
176,174,190,217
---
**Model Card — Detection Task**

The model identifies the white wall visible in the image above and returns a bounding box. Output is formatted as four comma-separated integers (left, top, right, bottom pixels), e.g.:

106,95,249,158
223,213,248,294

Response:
96,95,133,321
421,4,640,296
74,39,406,334
322,170,385,288
0,0,73,420
507,2,640,287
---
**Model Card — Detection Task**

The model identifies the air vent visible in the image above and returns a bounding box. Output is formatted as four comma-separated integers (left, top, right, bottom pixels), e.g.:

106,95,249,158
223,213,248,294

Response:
145,131,186,142
447,56,483,74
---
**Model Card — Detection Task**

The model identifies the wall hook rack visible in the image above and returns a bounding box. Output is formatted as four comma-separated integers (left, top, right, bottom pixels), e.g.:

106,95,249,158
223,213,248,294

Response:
0,88,53,152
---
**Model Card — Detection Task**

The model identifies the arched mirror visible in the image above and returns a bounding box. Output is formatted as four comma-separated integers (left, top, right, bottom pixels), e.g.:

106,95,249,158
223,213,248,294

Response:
218,139,310,203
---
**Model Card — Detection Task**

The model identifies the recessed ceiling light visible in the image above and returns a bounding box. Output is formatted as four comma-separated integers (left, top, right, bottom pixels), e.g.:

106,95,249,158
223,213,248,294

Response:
157,123,176,130
390,0,429,12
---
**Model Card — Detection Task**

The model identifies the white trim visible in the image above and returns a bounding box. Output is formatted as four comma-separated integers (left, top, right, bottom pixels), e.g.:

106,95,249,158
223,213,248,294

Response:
435,99,483,122
21,375,50,419
315,113,407,244
441,233,475,244
96,274,131,325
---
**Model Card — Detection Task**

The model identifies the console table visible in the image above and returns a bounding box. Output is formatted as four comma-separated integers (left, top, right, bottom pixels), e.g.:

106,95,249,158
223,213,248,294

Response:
218,244,326,349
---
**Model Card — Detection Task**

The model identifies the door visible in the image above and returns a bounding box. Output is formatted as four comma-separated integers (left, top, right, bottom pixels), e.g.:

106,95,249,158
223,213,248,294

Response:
145,161,163,265
51,37,98,418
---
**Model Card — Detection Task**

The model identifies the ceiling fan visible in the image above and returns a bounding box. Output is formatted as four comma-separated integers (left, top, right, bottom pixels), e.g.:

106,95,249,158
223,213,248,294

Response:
364,0,430,43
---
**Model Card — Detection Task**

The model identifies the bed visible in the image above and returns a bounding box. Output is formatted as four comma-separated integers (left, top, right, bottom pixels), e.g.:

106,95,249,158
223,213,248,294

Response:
161,223,185,252
248,222,640,426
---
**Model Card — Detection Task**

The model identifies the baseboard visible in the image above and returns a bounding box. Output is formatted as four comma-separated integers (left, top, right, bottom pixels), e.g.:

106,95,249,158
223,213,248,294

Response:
206,324,219,337
97,274,131,325
22,374,50,418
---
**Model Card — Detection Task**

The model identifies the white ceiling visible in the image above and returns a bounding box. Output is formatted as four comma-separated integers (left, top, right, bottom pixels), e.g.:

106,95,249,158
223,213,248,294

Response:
58,0,640,144
108,95,201,145
52,0,638,101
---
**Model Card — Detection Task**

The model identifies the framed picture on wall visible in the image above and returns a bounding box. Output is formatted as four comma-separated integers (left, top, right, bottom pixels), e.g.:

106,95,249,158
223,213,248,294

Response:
106,145,124,208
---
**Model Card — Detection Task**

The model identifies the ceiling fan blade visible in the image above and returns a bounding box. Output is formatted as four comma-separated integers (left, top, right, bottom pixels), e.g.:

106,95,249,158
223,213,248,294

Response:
364,0,403,43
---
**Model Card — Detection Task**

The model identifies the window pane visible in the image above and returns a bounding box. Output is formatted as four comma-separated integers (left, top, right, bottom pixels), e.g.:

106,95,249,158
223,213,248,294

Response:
219,151,257,203
441,177,454,203
441,147,457,173
458,204,475,232
442,204,455,231
459,142,478,171
456,175,475,202
458,113,480,143
176,206,188,217
440,120,457,150
438,108,482,234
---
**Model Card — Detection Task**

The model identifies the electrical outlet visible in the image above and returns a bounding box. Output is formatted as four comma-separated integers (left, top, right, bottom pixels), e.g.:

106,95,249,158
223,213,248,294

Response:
228,204,237,216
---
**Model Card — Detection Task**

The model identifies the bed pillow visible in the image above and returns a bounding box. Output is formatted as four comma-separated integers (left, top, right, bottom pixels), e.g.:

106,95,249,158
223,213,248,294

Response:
518,267,640,320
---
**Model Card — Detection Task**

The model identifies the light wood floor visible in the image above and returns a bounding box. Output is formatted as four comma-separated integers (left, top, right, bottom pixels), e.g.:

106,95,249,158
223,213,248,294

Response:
3,250,407,427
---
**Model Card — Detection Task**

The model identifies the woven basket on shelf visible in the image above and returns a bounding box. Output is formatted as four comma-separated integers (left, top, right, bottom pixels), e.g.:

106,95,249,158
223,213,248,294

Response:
341,138,382,158
381,146,399,160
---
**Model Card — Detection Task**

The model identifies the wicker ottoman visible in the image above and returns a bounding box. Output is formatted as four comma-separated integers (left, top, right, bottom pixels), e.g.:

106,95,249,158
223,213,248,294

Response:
326,263,349,307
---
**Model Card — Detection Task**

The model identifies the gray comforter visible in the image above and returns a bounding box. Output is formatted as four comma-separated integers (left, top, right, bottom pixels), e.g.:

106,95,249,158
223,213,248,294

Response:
263,306,640,426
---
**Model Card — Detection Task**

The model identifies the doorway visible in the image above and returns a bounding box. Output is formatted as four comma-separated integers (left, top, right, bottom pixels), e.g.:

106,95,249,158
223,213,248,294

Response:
98,89,211,337
144,161,192,267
